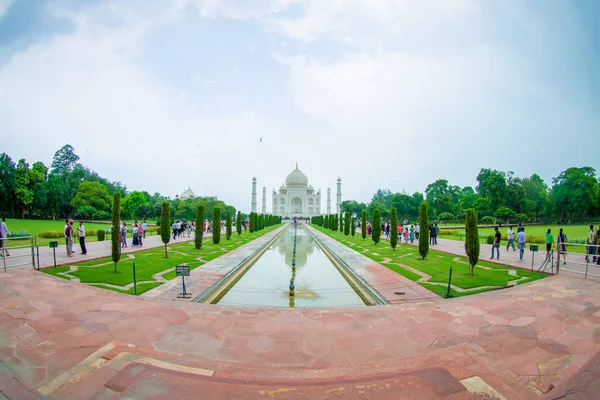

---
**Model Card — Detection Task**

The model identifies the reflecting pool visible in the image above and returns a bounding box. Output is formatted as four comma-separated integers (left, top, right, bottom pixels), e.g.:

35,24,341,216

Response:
216,225,366,307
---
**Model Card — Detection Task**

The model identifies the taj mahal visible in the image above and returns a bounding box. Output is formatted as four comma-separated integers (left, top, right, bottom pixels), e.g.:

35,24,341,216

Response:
251,164,341,219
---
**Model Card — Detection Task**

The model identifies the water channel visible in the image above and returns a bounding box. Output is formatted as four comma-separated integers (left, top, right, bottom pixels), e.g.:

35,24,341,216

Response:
216,225,366,308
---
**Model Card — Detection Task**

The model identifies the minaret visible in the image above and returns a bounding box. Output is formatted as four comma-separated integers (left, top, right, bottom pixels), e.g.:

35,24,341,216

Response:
262,186,267,214
336,177,342,214
272,188,276,214
251,176,257,213
327,188,331,214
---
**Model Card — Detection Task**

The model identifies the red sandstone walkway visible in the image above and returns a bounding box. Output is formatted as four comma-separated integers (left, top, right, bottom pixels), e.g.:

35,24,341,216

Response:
1,265,600,399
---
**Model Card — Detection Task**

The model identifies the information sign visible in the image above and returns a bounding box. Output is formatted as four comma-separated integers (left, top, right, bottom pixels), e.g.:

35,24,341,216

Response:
176,265,190,277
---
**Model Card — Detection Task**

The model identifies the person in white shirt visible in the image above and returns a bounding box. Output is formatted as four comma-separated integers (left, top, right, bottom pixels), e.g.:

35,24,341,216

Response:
516,228,527,260
0,217,11,257
506,226,516,251
77,221,87,255
415,224,420,240
142,221,147,238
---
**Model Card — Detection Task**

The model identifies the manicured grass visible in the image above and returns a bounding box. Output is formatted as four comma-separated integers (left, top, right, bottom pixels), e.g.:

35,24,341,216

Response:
2,218,162,247
314,226,545,298
41,225,281,295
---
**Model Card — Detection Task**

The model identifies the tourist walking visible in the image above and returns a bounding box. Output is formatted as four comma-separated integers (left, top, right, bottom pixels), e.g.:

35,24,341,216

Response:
517,228,527,260
433,223,439,245
544,228,554,259
415,224,420,240
403,225,409,243
429,224,434,245
0,217,10,257
490,227,501,259
132,223,139,246
410,225,415,243
506,226,516,251
385,223,390,239
557,228,567,265
77,221,87,255
121,222,128,248
587,225,596,263
142,220,147,238
65,220,74,257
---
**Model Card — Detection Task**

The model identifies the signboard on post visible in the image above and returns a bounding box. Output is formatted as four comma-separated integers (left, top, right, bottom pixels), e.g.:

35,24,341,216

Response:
49,241,58,268
176,265,190,277
529,245,538,252
176,265,191,298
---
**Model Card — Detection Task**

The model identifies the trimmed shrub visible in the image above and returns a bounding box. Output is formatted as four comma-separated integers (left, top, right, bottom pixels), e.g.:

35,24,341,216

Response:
111,192,121,273
464,208,479,275
480,216,494,225
160,201,171,257
361,210,367,240
97,230,106,241
418,202,429,260
226,211,232,240
8,230,30,238
438,229,459,236
390,207,398,250
351,217,356,237
38,230,61,239
213,207,221,244
86,229,97,237
324,214,329,229
372,209,381,244
236,211,242,235
344,212,350,236
486,235,495,245
195,205,205,250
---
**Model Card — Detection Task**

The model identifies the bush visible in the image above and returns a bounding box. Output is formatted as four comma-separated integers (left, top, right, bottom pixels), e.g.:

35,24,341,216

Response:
86,229,97,237
38,230,61,239
93,210,111,220
480,216,494,225
464,208,479,275
9,230,31,238
97,230,106,241
418,202,429,260
372,209,381,244
390,207,398,250
486,234,495,245
438,229,458,236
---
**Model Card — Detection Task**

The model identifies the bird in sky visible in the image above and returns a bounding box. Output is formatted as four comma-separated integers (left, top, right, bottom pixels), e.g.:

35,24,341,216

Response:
260,138,262,142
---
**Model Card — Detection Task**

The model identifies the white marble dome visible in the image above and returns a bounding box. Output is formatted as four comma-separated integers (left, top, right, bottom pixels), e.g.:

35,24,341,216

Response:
180,187,195,200
285,166,309,188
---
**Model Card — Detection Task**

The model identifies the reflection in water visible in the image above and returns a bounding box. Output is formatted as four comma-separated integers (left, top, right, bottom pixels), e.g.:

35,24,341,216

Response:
217,225,365,308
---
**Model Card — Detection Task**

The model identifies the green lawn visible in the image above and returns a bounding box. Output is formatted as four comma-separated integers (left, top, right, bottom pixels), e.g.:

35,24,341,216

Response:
42,224,281,295
2,218,162,247
314,226,545,298
438,224,593,254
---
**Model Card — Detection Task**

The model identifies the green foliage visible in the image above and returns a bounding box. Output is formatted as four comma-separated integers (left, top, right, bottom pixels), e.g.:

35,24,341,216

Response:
334,214,338,231
361,210,367,240
38,230,61,238
476,168,507,212
323,214,329,229
111,192,121,272
372,208,381,244
552,167,599,221
486,234,495,245
160,201,171,257
344,212,350,235
8,229,31,238
97,229,105,241
213,207,221,244
418,201,429,260
390,207,398,249
195,205,204,250
480,216,494,225
494,206,517,224
226,211,232,240
339,213,343,233
249,212,254,233
351,217,356,236
236,211,242,235
436,212,455,224
464,208,479,275
71,181,112,214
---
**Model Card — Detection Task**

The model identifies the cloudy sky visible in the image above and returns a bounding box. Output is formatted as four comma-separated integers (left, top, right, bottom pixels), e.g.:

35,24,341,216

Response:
0,0,598,213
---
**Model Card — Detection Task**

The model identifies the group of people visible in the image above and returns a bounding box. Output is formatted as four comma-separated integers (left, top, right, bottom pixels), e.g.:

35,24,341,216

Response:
63,219,88,257
120,220,148,248
382,222,418,243
171,220,194,240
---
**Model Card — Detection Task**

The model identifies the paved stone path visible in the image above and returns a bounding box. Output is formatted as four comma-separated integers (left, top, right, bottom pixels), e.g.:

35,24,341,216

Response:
1,223,599,399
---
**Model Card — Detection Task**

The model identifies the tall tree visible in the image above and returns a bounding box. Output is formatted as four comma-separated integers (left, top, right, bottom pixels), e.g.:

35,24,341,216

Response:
372,209,381,245
195,205,205,250
225,211,232,240
160,201,171,257
334,214,338,232
418,201,429,260
50,144,80,175
0,153,17,216
344,212,350,236
552,167,599,221
213,207,221,244
390,207,398,250
70,181,112,214
14,159,33,218
339,212,344,232
464,208,480,275
236,211,242,235
361,210,367,240
111,192,121,273
476,168,507,214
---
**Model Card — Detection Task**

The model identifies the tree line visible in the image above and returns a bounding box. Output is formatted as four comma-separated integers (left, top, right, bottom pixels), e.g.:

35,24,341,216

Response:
341,167,599,224
0,145,237,222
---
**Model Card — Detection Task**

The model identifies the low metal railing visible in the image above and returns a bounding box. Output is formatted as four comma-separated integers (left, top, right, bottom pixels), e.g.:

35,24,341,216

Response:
1,236,35,271
556,242,600,279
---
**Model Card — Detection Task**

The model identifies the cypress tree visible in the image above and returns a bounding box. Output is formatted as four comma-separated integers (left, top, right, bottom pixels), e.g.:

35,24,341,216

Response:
324,214,329,229
339,213,343,232
111,192,121,273
465,208,480,275
226,211,232,240
418,201,429,260
372,209,381,244
361,210,367,240
236,211,242,235
351,217,356,236
344,212,350,236
160,201,170,257
195,205,205,250
249,212,254,233
213,207,221,244
334,214,338,231
390,207,398,250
